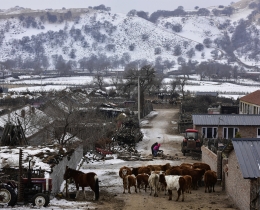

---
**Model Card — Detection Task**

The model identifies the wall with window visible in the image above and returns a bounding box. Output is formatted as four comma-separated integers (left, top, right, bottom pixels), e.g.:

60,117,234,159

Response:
240,101,260,114
195,125,259,139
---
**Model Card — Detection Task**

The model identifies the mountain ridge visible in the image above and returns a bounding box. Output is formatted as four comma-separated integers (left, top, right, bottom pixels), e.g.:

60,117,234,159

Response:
0,0,259,72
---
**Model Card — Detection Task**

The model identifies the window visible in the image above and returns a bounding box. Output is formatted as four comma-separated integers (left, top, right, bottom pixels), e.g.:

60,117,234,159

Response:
202,127,217,138
223,127,238,139
257,128,260,138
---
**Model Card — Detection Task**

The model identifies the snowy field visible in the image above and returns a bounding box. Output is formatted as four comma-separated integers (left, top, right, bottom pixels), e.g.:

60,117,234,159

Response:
7,75,260,99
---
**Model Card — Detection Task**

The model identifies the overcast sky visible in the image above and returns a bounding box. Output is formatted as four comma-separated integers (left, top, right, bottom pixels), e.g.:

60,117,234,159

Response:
2,0,240,14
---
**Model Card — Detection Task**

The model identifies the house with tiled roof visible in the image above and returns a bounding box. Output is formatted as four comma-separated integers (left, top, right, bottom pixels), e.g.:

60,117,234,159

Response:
239,90,260,114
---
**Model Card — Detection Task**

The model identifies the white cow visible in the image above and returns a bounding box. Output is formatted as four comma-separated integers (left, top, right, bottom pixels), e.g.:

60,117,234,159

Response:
148,173,159,197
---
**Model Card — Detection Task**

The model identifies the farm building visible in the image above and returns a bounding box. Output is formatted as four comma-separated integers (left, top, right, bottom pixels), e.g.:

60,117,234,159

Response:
222,138,260,210
192,114,260,139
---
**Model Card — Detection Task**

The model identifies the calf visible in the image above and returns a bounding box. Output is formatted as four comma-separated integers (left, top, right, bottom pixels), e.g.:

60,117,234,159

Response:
136,173,149,192
183,175,192,194
204,170,217,193
159,174,186,201
148,172,160,197
123,175,137,194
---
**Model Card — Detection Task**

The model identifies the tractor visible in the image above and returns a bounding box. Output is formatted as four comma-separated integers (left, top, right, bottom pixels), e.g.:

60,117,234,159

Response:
0,149,52,207
181,129,202,157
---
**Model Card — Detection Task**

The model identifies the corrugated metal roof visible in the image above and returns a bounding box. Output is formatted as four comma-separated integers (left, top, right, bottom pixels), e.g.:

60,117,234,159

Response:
192,114,260,126
232,138,260,179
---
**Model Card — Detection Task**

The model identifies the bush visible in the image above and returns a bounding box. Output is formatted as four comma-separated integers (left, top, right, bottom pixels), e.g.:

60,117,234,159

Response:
195,43,204,51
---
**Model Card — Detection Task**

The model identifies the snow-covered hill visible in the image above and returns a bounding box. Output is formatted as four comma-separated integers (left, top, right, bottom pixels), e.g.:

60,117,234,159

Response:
0,0,259,70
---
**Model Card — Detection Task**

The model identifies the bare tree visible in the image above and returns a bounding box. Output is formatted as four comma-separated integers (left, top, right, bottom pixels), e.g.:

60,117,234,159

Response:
123,65,160,118
177,77,187,99
93,73,106,90
40,91,98,146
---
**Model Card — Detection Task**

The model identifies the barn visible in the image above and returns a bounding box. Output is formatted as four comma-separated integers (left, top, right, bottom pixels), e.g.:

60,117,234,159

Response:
221,138,260,210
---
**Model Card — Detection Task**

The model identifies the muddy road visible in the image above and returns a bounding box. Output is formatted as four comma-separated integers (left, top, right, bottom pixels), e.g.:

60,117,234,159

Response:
84,108,238,210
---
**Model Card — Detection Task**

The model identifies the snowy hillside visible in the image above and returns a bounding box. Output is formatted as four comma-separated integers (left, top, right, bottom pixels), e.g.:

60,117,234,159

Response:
0,0,259,70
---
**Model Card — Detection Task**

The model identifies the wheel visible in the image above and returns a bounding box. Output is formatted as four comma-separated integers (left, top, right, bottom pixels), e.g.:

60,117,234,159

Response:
0,184,17,206
32,193,50,207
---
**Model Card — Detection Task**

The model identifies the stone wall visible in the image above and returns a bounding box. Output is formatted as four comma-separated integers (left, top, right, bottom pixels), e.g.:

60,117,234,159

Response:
201,146,217,171
49,146,83,195
223,151,250,210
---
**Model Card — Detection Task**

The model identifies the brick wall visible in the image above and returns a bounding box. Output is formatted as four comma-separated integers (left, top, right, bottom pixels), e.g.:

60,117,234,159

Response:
201,146,217,171
49,146,83,195
223,150,251,210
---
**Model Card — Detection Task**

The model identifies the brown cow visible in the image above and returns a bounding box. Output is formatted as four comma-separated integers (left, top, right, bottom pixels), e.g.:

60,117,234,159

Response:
161,163,171,172
180,163,193,169
147,163,171,172
183,175,192,194
165,166,183,175
147,164,161,171
119,166,132,179
204,170,217,193
123,175,137,194
132,166,151,176
136,173,149,192
181,168,205,190
192,162,211,171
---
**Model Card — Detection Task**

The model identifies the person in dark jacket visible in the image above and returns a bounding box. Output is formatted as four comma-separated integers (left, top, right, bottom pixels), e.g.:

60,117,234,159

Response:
153,143,161,157
151,142,158,156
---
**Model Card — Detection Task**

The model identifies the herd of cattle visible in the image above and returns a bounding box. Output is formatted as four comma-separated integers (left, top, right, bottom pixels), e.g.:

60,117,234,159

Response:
119,162,217,201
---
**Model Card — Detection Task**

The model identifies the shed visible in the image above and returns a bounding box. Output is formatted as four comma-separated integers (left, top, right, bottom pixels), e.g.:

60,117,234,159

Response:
222,138,260,210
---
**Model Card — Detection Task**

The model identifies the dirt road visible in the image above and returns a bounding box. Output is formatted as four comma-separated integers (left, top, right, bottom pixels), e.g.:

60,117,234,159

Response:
79,108,238,210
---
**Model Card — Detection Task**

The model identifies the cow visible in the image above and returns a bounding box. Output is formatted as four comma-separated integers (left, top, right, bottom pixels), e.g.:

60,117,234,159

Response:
119,166,132,179
204,170,217,193
183,175,192,194
123,175,137,194
192,162,211,171
180,163,193,169
165,166,183,175
132,166,151,176
181,168,205,190
159,174,186,201
147,163,171,172
136,173,149,192
148,172,160,197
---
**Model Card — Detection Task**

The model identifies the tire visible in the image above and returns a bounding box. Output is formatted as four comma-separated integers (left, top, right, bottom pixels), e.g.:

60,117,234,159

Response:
32,193,50,207
0,184,17,206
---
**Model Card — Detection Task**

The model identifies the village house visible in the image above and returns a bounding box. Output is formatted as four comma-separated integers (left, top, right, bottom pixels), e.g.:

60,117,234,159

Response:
192,114,260,139
239,90,260,114
221,138,260,210
0,105,53,146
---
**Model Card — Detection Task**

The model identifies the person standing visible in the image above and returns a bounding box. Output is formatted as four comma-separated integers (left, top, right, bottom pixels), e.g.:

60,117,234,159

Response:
153,143,161,157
